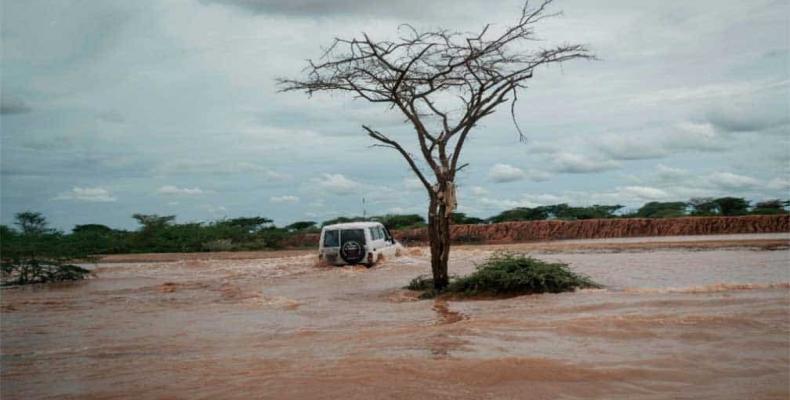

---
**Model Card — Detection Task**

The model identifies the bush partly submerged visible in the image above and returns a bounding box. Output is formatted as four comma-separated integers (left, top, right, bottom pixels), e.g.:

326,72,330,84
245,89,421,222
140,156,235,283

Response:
406,252,601,298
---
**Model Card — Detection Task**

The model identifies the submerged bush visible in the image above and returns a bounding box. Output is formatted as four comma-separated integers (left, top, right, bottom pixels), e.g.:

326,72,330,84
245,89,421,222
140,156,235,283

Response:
1,212,92,286
406,274,435,291
1,260,91,285
405,252,601,298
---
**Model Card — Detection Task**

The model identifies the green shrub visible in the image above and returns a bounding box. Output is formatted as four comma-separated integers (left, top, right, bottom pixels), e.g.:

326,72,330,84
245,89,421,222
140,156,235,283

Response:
405,252,601,298
1,212,92,286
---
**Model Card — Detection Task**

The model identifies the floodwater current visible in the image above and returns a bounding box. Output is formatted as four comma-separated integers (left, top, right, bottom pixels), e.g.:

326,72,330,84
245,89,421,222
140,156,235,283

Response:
2,235,789,399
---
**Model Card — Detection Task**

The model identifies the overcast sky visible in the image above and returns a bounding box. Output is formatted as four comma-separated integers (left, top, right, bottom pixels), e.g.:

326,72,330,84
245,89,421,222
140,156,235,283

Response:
2,0,788,230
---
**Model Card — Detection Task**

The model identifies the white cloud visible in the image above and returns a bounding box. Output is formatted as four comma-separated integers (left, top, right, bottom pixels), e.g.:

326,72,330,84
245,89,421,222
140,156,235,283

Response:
655,164,690,181
630,79,787,106
526,143,561,155
488,163,526,183
157,185,204,196
402,177,424,191
665,122,728,152
766,177,790,191
707,172,761,190
705,88,790,134
596,134,668,160
488,163,550,183
551,152,620,174
200,204,228,217
616,186,669,200
470,186,489,196
476,193,566,211
387,205,423,214
317,173,359,194
270,195,299,203
479,197,533,210
156,160,289,180
54,187,117,202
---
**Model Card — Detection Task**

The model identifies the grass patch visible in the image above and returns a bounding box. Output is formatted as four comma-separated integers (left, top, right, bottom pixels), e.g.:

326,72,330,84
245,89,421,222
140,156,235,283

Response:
405,274,444,298
405,252,601,298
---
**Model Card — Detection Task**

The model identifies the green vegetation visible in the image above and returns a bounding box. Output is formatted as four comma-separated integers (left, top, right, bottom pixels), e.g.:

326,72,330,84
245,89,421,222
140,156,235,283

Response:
487,197,787,222
751,200,788,215
489,203,624,223
1,212,92,285
320,214,427,230
372,214,426,230
406,253,601,298
451,213,485,225
285,221,318,232
320,216,368,226
0,196,785,261
630,201,688,218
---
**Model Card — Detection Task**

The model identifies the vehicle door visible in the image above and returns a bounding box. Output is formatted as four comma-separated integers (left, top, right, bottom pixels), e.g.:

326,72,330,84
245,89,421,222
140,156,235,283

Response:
379,226,397,256
368,226,385,254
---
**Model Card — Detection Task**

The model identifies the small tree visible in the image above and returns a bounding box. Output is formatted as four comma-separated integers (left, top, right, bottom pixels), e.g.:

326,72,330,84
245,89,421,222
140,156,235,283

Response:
372,214,426,230
1,212,91,285
285,221,318,231
70,224,119,254
489,206,550,223
713,197,749,216
451,212,485,225
321,216,368,226
279,0,591,289
634,201,688,219
689,197,718,216
751,199,788,215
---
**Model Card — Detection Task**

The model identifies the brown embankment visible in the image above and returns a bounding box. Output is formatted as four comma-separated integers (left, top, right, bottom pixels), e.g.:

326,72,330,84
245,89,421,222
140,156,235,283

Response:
96,216,789,263
282,215,788,247
396,215,790,245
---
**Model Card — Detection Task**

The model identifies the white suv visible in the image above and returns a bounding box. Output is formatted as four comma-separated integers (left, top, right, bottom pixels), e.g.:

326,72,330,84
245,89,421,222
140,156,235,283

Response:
318,221,400,267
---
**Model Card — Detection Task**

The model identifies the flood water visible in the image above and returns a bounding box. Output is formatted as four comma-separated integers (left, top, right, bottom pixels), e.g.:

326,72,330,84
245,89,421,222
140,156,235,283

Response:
2,235,789,399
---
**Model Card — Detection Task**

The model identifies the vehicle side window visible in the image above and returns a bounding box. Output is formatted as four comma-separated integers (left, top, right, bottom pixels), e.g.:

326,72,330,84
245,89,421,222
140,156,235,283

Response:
323,230,339,247
377,227,385,241
382,226,393,242
369,228,377,240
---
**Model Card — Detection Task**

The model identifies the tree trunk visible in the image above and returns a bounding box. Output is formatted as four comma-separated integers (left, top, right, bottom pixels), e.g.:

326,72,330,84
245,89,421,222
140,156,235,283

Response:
427,193,451,290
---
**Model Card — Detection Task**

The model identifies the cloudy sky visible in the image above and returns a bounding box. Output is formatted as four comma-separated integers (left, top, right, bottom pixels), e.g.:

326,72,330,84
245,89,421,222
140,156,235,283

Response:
1,0,788,230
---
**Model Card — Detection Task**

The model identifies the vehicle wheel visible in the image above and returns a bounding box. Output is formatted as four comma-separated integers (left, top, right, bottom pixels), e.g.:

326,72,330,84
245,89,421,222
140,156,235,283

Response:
339,240,365,265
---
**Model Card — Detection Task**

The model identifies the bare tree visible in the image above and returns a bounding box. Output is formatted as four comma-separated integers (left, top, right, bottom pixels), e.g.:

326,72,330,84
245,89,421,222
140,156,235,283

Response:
279,0,592,289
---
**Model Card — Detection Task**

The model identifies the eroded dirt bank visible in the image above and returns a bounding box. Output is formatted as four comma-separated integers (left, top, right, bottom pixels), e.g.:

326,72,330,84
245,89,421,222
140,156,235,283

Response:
397,214,790,244
2,235,789,399
275,215,790,248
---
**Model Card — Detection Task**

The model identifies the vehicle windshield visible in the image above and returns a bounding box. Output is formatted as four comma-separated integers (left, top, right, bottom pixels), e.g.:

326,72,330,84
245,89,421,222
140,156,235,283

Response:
323,230,339,247
340,229,366,244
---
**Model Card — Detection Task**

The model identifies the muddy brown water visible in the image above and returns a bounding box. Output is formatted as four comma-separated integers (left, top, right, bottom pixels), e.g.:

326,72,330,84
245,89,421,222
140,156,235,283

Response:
2,234,789,399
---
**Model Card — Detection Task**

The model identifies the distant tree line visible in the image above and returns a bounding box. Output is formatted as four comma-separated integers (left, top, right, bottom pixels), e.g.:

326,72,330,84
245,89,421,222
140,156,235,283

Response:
0,197,787,262
488,197,788,222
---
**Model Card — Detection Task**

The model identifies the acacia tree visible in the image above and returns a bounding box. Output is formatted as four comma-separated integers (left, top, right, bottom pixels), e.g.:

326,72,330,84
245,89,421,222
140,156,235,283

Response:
279,0,592,289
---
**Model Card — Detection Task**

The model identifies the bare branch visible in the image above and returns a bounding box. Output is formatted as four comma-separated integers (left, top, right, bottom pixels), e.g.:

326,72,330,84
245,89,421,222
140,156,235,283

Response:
279,0,593,187
363,125,432,192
